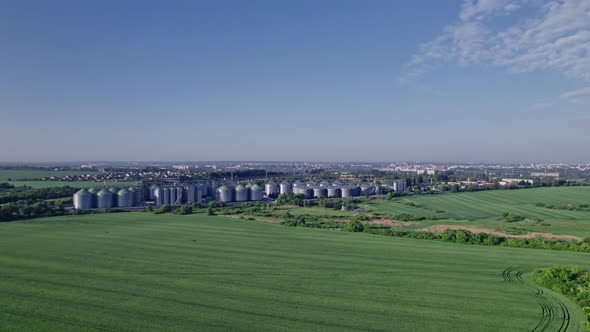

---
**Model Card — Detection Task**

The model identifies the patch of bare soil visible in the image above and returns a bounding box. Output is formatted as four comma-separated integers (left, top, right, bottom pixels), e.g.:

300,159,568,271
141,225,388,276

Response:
370,219,417,227
419,225,583,241
220,215,282,224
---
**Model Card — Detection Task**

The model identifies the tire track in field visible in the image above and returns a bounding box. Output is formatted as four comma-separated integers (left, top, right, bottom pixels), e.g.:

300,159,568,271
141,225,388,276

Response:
502,268,571,332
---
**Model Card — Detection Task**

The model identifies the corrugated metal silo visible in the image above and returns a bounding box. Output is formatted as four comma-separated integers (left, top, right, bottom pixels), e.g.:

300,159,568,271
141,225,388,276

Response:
313,187,326,198
265,181,278,196
303,188,314,199
186,185,196,203
149,184,159,200
73,188,93,210
88,187,100,208
170,187,177,205
235,184,248,202
97,189,114,209
341,186,352,198
154,187,163,206
128,187,137,206
176,187,183,204
250,184,263,201
327,187,341,198
163,187,170,205
279,181,291,195
108,187,119,207
217,185,233,202
117,188,134,207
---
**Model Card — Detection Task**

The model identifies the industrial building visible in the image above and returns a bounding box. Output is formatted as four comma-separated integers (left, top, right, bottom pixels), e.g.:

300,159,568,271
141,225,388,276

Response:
74,178,386,210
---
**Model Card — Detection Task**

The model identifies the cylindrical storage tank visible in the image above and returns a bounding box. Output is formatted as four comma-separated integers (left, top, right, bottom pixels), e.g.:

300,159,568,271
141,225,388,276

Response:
319,180,330,188
176,187,183,204
292,181,303,193
149,184,158,200
250,184,263,201
163,187,170,205
197,183,208,198
128,187,137,206
136,185,145,205
341,186,352,198
73,188,93,210
108,187,119,207
265,181,278,196
351,186,361,197
154,187,163,206
279,181,291,195
235,185,248,202
117,188,133,208
97,189,114,209
306,181,316,188
360,184,372,196
186,185,196,203
88,187,100,208
327,187,341,198
313,187,326,198
170,187,177,205
217,185,233,202
303,188,314,199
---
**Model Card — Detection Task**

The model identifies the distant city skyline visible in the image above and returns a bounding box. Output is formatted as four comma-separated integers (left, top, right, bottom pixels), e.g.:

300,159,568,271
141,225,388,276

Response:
1,0,589,163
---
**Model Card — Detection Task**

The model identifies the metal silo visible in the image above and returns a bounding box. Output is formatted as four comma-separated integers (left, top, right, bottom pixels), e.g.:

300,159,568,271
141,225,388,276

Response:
341,186,352,198
108,187,119,207
360,184,372,196
73,188,92,210
217,185,233,202
313,187,326,198
279,181,291,195
235,184,248,202
97,189,114,209
303,188,314,199
154,187,164,206
163,187,170,205
327,187,341,198
265,181,278,196
88,187,100,208
149,184,159,200
197,183,208,198
176,187,183,204
319,180,330,188
128,187,137,206
351,186,361,197
292,180,303,193
170,187,177,205
135,185,145,205
250,184,263,201
186,185,196,203
117,188,133,208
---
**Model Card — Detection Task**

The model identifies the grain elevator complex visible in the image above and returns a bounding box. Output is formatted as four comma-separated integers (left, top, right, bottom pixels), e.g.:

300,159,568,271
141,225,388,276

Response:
73,179,394,210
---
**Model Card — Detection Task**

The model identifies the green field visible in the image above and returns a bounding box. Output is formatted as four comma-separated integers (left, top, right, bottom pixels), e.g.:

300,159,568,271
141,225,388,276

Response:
6,180,138,189
0,213,588,331
362,187,590,238
0,169,100,181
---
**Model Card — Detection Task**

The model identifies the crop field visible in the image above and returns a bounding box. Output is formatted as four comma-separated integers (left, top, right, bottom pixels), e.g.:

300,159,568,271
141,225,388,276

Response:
0,169,135,189
6,180,138,189
0,169,101,181
362,187,590,238
0,213,588,331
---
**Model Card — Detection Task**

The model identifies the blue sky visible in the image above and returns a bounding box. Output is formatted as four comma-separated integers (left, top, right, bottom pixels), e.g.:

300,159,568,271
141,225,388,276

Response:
1,0,589,162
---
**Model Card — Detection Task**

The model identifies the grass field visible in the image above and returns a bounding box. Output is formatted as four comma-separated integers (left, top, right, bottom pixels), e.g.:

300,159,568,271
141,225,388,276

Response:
0,169,100,181
6,180,138,189
362,187,590,238
0,213,588,331
0,169,139,189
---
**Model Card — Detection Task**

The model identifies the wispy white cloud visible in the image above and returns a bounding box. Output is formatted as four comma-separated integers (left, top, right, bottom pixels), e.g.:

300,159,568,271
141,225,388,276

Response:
402,0,590,82
560,86,590,103
529,102,552,110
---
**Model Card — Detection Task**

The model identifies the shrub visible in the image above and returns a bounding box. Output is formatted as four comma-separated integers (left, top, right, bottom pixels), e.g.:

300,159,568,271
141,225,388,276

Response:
346,220,365,232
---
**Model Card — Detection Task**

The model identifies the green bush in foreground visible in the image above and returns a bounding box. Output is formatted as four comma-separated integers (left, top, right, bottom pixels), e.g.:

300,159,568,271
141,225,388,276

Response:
531,266,590,331
346,220,364,232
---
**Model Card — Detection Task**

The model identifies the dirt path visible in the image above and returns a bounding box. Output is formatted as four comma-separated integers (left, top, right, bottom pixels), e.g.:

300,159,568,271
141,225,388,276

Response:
419,225,583,241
